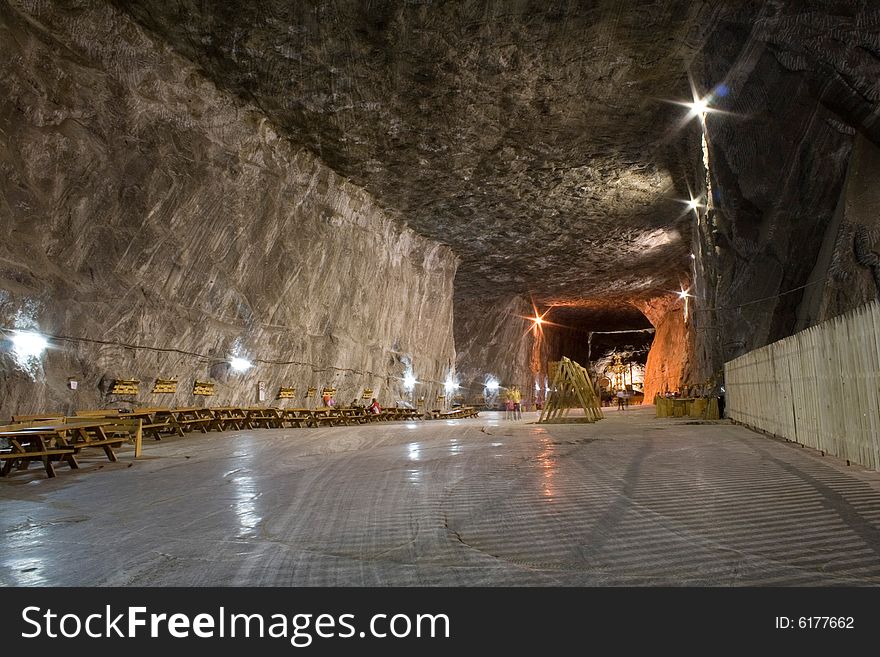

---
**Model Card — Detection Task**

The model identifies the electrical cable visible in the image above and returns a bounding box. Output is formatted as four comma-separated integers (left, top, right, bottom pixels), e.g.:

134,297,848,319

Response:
0,326,461,387
690,276,830,313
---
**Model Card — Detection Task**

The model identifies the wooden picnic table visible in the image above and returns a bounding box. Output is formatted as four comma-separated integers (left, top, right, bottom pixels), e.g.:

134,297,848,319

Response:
308,408,340,427
339,407,369,425
78,408,180,441
11,413,66,423
0,418,142,478
210,407,249,431
121,408,181,440
278,408,311,429
136,407,209,436
244,407,284,429
0,423,78,478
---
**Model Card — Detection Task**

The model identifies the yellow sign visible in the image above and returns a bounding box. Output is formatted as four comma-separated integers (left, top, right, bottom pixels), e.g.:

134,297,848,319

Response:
111,379,140,395
277,387,296,399
193,380,216,396
152,378,177,394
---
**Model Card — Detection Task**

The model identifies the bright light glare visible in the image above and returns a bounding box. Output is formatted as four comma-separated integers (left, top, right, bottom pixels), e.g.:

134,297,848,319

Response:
690,253,696,260
444,377,458,394
404,373,417,390
229,357,252,371
689,98,709,115
678,288,690,299
486,378,500,392
11,331,48,360
533,316,543,326
686,197,701,211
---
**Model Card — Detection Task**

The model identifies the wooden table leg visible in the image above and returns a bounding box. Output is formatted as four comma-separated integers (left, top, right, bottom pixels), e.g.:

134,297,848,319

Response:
38,437,55,477
103,445,118,462
133,422,142,458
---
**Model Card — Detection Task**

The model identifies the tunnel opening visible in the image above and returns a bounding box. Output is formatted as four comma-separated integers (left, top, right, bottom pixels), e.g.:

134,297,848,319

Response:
539,304,654,402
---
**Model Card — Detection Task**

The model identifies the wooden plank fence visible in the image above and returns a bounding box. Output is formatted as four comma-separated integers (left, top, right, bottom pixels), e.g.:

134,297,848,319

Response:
725,300,880,471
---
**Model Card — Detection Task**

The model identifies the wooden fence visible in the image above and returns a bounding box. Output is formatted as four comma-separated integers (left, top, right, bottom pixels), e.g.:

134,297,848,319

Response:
725,300,880,471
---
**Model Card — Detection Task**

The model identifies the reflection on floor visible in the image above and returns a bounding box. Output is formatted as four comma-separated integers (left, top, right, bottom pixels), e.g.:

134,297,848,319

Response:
2,406,879,586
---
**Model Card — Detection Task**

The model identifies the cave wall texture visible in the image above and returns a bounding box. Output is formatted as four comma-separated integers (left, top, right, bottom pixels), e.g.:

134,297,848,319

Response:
690,1,880,386
453,295,536,404
0,0,457,417
2,0,880,414
108,0,710,401
639,295,694,401
798,134,880,326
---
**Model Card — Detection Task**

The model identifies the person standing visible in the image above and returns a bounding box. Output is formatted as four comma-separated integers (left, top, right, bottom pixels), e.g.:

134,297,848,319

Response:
512,385,522,420
616,389,626,411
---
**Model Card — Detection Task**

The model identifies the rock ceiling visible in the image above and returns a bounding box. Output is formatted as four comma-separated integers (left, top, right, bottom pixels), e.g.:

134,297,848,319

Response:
117,0,721,307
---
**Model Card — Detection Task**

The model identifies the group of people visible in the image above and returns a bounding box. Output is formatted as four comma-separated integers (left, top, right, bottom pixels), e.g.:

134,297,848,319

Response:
504,386,523,420
323,394,382,415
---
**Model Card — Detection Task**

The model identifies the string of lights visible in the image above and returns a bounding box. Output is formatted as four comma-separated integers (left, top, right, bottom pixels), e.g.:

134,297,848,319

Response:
676,89,836,318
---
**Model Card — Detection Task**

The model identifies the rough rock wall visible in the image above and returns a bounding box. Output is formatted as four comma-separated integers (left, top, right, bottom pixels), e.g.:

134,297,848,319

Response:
453,295,536,405
114,0,706,303
797,134,880,325
0,0,457,417
689,1,878,381
639,295,694,401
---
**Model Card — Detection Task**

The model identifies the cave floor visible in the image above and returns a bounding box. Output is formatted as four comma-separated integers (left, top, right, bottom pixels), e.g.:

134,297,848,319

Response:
2,406,880,586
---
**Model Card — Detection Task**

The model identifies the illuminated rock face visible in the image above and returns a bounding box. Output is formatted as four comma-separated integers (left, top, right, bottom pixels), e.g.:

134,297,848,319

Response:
3,0,880,414
0,2,456,416
112,0,703,306
453,296,535,403
639,296,693,401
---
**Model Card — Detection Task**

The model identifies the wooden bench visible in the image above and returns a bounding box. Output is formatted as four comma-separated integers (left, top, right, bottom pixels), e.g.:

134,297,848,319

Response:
343,407,370,425
191,407,224,431
11,414,66,423
309,408,339,427
361,408,382,423
210,407,249,431
390,408,421,421
0,421,77,478
334,408,360,426
450,406,479,418
118,408,181,440
0,418,142,478
75,409,122,418
0,436,77,478
245,407,284,429
66,418,143,460
279,409,311,428
165,408,212,434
